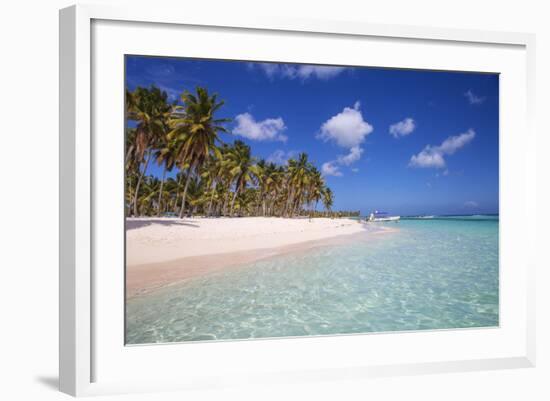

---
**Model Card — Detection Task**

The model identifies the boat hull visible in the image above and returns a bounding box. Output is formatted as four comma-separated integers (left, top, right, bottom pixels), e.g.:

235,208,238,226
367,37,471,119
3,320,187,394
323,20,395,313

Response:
371,216,400,222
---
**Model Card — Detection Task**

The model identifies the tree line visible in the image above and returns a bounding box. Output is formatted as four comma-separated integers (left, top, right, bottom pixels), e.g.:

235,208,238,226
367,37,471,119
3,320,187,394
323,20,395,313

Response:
125,85,360,219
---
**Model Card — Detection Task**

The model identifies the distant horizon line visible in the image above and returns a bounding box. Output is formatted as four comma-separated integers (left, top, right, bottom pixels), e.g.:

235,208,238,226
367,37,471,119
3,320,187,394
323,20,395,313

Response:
358,212,499,217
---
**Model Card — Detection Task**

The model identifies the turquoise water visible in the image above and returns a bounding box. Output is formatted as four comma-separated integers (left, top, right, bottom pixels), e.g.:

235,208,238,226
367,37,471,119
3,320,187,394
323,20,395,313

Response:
126,217,499,344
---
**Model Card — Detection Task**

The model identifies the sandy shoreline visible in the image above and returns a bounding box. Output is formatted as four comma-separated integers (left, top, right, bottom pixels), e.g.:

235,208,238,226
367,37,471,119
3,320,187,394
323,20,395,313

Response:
126,217,395,298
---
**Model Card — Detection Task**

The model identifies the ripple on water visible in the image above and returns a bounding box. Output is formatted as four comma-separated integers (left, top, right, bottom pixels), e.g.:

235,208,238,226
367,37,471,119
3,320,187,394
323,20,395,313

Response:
126,220,499,344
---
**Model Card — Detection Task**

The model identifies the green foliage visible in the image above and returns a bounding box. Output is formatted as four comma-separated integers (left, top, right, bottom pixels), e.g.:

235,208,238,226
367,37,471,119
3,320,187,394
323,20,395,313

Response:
125,85,358,218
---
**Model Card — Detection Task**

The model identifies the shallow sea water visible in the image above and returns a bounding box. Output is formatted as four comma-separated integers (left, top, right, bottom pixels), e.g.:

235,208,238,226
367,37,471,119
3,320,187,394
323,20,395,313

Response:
126,217,499,344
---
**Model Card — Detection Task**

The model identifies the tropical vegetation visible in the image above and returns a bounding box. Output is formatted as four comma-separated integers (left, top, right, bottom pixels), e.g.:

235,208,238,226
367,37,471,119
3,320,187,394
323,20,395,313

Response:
125,85,360,219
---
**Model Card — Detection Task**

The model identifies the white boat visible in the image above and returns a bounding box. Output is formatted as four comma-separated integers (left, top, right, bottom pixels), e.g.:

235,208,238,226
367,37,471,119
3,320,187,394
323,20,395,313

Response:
367,211,400,222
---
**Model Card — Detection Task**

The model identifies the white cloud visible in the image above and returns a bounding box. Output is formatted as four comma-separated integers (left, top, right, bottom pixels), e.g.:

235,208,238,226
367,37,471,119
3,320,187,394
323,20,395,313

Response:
293,65,346,80
464,89,485,105
255,63,347,81
233,113,287,142
317,102,373,148
266,150,297,165
321,161,342,177
351,168,359,173
438,130,476,154
409,129,476,169
464,200,479,208
254,63,276,76
411,151,447,168
337,146,363,165
389,117,416,138
318,102,373,176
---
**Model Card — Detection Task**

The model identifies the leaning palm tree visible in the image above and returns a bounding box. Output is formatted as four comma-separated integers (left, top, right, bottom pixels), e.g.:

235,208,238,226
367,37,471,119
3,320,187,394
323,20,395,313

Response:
126,86,171,216
168,87,230,218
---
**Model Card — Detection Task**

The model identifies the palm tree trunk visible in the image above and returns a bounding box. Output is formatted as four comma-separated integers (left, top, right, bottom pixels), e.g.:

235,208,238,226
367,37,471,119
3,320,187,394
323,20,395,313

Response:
173,174,183,213
157,164,167,217
293,193,302,217
230,187,239,216
133,151,152,217
179,167,194,219
207,179,217,217
288,192,296,217
126,175,134,217
215,198,222,216
222,189,230,216
125,144,136,167
297,188,302,214
283,188,293,217
229,176,242,216
271,197,277,217
255,189,264,216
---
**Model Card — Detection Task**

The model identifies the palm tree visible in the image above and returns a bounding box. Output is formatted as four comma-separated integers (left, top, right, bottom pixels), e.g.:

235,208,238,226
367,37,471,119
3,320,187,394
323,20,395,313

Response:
225,141,256,216
162,177,180,214
154,139,176,216
125,127,137,167
136,176,161,216
125,128,139,216
253,159,267,215
200,145,228,217
126,86,171,216
306,166,323,217
185,176,207,217
284,153,310,217
168,87,230,218
322,187,334,215
124,88,138,167
271,165,286,216
124,85,349,219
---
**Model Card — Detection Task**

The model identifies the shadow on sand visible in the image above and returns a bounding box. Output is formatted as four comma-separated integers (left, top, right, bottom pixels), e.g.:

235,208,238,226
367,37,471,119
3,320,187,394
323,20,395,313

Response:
126,218,200,230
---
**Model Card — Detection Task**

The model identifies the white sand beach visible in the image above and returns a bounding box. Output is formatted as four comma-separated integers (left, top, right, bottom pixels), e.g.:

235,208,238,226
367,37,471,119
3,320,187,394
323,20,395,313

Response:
126,217,393,298
126,217,369,264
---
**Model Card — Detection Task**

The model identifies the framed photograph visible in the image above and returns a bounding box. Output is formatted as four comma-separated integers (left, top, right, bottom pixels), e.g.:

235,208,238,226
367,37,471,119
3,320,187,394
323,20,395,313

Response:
59,4,536,396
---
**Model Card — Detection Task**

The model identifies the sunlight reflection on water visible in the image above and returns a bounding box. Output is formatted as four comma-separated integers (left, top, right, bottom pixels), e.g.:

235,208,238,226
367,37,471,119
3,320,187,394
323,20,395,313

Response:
126,219,499,344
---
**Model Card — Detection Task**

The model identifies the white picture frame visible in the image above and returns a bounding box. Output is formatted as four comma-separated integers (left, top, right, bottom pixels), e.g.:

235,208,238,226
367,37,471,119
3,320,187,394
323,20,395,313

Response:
59,4,536,397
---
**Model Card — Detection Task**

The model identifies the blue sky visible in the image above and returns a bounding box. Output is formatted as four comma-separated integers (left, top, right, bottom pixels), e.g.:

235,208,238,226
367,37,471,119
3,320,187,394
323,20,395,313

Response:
126,55,499,216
